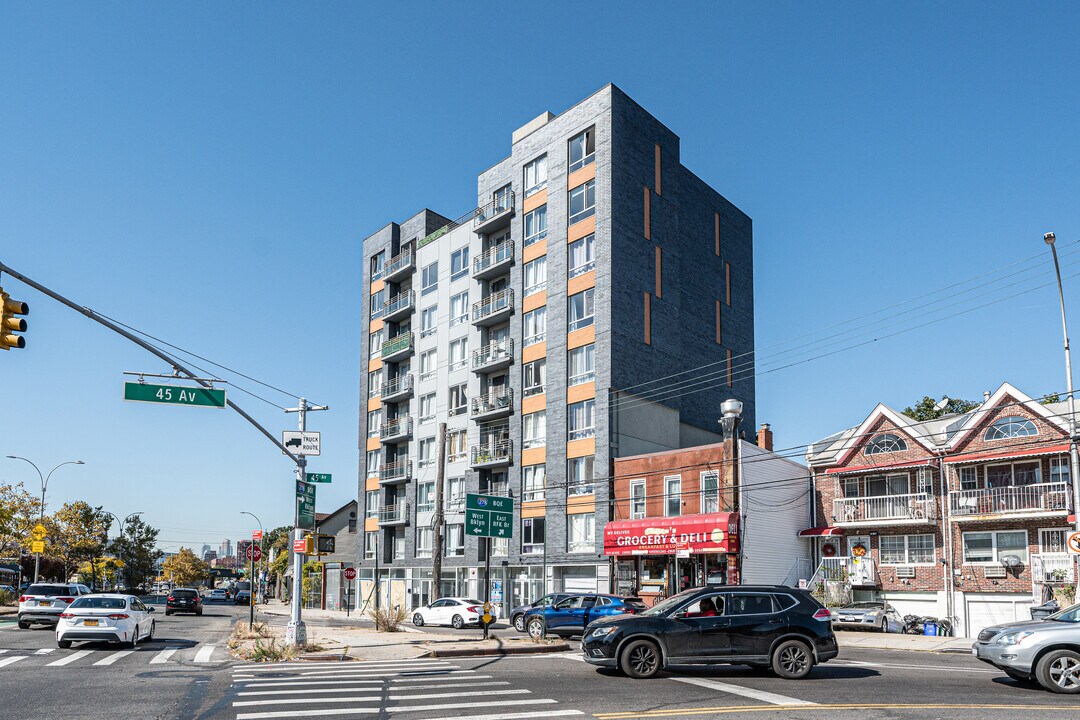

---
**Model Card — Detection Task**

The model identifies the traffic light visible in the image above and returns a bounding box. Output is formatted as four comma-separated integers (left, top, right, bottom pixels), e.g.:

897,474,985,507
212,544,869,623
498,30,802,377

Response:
316,535,336,555
302,534,314,554
0,287,28,350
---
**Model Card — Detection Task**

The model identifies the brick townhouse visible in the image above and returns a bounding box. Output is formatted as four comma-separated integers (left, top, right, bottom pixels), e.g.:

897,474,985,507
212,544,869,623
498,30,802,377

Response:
805,382,1076,637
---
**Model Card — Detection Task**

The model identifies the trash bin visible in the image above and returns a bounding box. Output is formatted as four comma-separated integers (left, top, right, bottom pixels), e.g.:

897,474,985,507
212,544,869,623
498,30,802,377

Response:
923,622,937,636
1031,601,1060,621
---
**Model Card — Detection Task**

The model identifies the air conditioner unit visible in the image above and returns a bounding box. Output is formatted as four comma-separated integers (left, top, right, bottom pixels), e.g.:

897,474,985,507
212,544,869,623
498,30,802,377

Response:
895,566,916,579
984,565,1007,579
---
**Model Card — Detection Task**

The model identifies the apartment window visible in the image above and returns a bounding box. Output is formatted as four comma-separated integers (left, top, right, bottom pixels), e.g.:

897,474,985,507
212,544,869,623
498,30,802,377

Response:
447,477,465,511
370,250,386,281
523,411,547,449
665,475,682,517
421,305,438,338
985,415,1038,441
416,528,433,558
367,370,383,398
568,400,595,441
523,358,546,397
568,288,595,332
986,461,1041,487
419,349,437,381
491,537,509,557
524,256,547,295
916,467,933,496
568,344,595,385
568,127,595,173
445,524,465,557
448,383,468,416
963,529,1028,564
448,429,467,462
348,515,357,534
366,450,381,478
523,464,546,502
450,246,469,281
865,433,907,455
493,184,513,211
524,205,548,247
367,409,382,438
418,437,435,468
523,306,547,346
369,328,384,359
421,262,439,296
524,155,548,197
370,289,386,320
1051,456,1071,484
568,513,595,553
522,517,546,555
959,466,980,491
393,534,405,560
569,233,595,278
449,337,468,371
568,456,594,496
569,179,596,225
630,480,646,519
365,490,380,519
701,470,721,514
450,291,469,326
416,481,435,514
880,534,935,565
484,470,509,497
419,393,436,424
364,532,377,560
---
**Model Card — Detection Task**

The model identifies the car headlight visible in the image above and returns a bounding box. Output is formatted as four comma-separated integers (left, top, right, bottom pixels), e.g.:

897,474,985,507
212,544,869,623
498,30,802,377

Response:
864,611,881,617
590,626,617,638
996,631,1035,646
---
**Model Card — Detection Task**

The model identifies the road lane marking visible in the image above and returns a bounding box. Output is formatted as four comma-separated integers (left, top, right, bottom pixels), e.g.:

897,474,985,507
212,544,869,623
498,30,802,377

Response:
236,698,558,720
831,659,997,674
236,659,451,672
238,681,510,696
0,649,8,655
46,649,94,667
671,677,815,706
596,703,1080,718
296,666,461,678
34,648,54,654
233,688,532,707
235,674,495,688
0,655,27,667
94,650,135,666
194,645,216,663
150,647,181,664
408,714,583,720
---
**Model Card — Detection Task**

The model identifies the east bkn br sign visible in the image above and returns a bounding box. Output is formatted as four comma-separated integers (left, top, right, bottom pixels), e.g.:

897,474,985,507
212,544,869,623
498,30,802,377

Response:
123,381,226,408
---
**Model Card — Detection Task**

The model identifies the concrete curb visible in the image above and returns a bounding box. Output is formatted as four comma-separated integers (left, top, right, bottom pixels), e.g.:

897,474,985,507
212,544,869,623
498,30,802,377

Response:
422,642,571,658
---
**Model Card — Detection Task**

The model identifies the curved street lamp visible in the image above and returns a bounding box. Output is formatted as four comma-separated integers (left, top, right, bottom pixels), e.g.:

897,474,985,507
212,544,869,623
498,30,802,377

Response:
5,456,85,582
103,511,143,590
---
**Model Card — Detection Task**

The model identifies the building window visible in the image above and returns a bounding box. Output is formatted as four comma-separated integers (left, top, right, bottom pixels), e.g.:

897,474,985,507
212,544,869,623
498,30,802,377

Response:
984,415,1039,441
416,528,433,558
491,537,509,557
959,466,980,491
524,205,548,247
393,534,405,560
448,429,467,462
522,517,545,555
370,289,386,320
524,256,547,295
483,470,509,497
447,477,465,510
568,456,594,496
865,433,908,455
665,475,682,517
419,393,436,424
524,155,547,197
880,534,935,565
369,328,384,359
416,481,435,514
842,477,860,497
449,291,469,326
370,250,386,281
445,524,464,557
701,470,720,514
524,306,546,346
366,450,381,478
569,179,596,225
523,464,546,502
963,529,1028,564
421,305,438,338
450,246,469,281
568,513,595,553
367,370,383,398
1051,456,1071,484
568,288,595,332
449,337,468,371
422,261,439,296
367,409,382,438
523,358,546,397
418,437,435,468
348,515,357,534
568,127,595,173
364,532,377,560
630,480,646,519
493,184,513,211
569,233,595,278
523,411,547,449
365,490,380,519
568,400,595,441
986,461,1041,487
448,383,468,416
568,344,595,385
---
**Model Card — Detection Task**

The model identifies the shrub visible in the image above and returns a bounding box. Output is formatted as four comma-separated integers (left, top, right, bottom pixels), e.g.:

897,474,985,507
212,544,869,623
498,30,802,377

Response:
0,590,16,607
368,604,408,632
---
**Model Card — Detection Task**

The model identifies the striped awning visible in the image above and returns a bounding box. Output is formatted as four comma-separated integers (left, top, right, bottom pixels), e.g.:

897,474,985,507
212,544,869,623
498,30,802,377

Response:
798,527,844,537
943,443,1070,465
822,459,935,476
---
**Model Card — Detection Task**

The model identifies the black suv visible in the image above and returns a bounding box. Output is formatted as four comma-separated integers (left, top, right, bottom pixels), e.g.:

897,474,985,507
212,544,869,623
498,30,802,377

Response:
582,585,838,679
165,588,203,616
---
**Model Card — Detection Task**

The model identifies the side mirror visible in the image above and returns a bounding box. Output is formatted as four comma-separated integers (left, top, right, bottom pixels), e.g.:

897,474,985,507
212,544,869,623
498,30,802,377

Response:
148,607,156,613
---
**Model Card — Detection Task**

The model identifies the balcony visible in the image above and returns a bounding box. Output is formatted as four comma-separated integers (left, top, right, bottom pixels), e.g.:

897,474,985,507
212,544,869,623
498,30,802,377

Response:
810,556,878,591
378,502,410,525
472,242,514,280
380,460,412,484
832,492,937,527
471,387,514,421
949,482,1070,521
472,339,514,373
471,439,513,468
383,250,415,282
381,373,413,403
380,416,413,444
472,288,514,327
382,290,415,322
381,332,414,362
1032,553,1075,585
473,192,515,235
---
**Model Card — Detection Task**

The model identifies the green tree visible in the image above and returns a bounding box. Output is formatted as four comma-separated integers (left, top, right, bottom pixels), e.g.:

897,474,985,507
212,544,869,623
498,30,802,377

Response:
45,501,111,584
162,547,210,586
901,395,979,421
1041,393,1061,405
0,482,43,558
108,516,162,590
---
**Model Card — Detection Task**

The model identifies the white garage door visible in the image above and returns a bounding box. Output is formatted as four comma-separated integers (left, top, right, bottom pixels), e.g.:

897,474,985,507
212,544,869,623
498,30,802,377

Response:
885,597,938,619
966,599,1028,637
559,568,598,593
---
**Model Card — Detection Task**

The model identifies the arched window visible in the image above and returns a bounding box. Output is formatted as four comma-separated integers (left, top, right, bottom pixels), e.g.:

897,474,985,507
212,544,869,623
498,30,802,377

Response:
984,415,1038,441
865,433,907,455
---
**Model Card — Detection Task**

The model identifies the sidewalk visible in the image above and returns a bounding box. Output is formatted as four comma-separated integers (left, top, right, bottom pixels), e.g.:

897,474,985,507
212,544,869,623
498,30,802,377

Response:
837,631,973,653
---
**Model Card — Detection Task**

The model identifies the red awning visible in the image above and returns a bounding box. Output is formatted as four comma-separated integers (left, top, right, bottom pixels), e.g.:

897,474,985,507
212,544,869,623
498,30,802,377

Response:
798,527,844,537
603,513,739,557
823,459,934,475
943,443,1070,465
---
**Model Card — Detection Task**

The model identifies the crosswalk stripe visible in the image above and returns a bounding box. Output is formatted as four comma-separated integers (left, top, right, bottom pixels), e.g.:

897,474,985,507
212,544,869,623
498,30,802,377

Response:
234,688,532,708
298,666,460,678
236,673,494,689
0,655,27,667
236,698,558,720
411,713,584,720
236,659,450,672
671,677,816,706
194,645,216,663
47,650,94,667
94,650,135,666
150,647,180,664
0,649,9,655
238,681,511,696
35,648,54,654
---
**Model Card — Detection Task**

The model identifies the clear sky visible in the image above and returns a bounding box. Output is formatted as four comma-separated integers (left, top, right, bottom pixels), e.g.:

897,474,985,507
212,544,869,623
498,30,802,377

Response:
2,2,1079,551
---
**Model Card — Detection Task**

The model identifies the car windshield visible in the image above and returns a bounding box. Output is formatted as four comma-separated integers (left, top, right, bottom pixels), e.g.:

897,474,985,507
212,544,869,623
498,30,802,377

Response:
26,584,71,596
70,597,126,610
173,590,197,598
642,589,702,617
1047,603,1080,623
849,602,884,609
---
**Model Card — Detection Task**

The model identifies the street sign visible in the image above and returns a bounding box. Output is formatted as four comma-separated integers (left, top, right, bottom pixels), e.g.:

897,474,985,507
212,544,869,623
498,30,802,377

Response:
1068,531,1080,555
252,530,263,541
31,540,44,553
30,524,47,540
293,537,307,553
465,493,515,539
305,473,332,483
282,431,321,456
247,545,262,562
343,567,357,581
123,381,226,409
296,481,316,530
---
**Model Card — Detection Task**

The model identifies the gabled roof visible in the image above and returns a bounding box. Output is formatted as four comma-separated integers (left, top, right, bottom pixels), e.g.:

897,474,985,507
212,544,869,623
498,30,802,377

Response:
824,403,941,466
943,382,1071,450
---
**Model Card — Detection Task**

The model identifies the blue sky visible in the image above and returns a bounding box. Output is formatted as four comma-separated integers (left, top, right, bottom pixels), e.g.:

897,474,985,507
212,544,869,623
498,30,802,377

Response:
2,2,1079,551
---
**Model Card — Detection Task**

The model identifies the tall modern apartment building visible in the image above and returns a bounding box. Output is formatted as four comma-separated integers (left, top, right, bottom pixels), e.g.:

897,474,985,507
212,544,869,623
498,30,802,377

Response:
357,84,754,613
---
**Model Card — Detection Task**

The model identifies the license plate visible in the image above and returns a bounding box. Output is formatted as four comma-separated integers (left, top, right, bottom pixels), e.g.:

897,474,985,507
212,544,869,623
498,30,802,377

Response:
841,616,855,622
971,646,978,657
38,601,50,607
84,619,99,626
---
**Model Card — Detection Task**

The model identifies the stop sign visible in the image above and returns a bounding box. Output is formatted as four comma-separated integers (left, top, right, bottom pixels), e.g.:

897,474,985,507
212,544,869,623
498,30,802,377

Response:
247,545,262,562
343,567,357,581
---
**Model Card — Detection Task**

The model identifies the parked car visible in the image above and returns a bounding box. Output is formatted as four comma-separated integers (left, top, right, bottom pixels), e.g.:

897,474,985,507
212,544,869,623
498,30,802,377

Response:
18,583,93,629
581,585,838,679
830,601,903,633
525,594,648,639
234,590,252,606
510,593,572,632
973,602,1080,693
56,594,155,649
411,597,485,629
165,587,203,616
208,589,228,602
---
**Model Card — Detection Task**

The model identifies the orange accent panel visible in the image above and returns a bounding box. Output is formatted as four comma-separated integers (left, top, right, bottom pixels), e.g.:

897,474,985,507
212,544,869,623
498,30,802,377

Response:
368,358,383,372
655,144,662,196
523,238,547,263
522,341,547,363
567,494,595,514
366,437,382,452
567,269,595,296
655,247,662,298
521,501,546,519
521,393,547,415
725,262,732,306
370,278,385,295
644,293,651,345
521,447,547,466
716,301,723,344
367,397,382,412
567,162,596,191
567,215,595,243
567,325,595,350
567,437,596,458
523,290,547,313
523,188,548,214
715,212,721,256
365,476,381,492
643,187,651,240
364,517,380,532
369,318,384,334
567,381,595,405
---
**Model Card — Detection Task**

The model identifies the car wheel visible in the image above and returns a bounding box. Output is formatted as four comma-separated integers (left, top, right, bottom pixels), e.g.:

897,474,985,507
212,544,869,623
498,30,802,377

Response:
772,639,814,679
452,614,464,629
514,614,526,632
147,621,155,642
527,617,546,639
57,638,72,648
1036,649,1080,694
620,639,662,679
196,609,203,616
17,620,29,630
412,613,425,627
880,618,888,633
165,610,173,616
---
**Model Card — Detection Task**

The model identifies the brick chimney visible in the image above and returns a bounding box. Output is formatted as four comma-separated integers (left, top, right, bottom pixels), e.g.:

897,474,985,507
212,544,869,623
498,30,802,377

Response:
756,423,773,452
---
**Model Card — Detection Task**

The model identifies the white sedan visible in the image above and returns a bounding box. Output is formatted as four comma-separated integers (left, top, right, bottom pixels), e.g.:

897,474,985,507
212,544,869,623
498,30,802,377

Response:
412,597,484,629
56,594,156,649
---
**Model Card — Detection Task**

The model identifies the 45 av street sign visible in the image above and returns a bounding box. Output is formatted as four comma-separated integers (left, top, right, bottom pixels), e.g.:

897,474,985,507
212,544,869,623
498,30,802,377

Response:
123,381,226,409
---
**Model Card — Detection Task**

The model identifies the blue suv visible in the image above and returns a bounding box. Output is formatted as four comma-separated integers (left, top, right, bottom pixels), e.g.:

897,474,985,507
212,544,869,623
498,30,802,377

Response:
525,594,647,638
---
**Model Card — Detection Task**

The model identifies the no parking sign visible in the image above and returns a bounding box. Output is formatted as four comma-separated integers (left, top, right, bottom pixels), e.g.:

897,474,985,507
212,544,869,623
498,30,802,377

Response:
1068,532,1080,555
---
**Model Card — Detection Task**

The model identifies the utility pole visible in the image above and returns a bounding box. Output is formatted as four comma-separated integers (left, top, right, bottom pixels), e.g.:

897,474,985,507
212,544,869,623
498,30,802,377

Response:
431,423,447,600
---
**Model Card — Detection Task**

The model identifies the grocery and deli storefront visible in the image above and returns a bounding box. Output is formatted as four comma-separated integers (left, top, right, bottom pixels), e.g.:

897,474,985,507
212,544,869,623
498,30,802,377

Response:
604,512,740,606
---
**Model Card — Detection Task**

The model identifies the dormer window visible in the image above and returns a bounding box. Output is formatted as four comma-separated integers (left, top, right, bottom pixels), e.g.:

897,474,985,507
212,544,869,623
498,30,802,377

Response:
865,433,907,455
984,415,1038,441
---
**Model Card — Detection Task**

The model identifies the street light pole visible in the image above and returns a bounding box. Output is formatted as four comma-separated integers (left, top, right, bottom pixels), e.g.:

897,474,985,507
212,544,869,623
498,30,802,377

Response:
6,457,84,582
719,399,743,586
241,510,263,628
104,511,142,590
